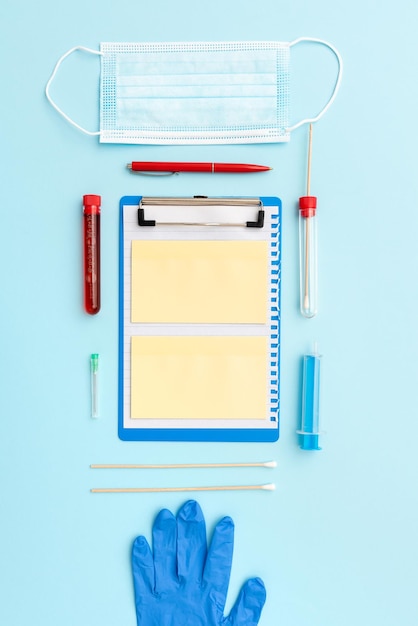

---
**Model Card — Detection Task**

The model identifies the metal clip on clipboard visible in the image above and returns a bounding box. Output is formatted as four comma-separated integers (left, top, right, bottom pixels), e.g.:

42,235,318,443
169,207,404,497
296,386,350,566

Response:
138,197,265,228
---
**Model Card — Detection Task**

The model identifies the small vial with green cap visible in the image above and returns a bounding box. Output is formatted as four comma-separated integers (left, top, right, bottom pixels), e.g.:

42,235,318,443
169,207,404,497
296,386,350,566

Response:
90,353,99,418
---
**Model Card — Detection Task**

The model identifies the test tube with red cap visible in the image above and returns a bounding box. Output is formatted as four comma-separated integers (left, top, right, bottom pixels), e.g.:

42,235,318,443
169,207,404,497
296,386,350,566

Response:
83,194,101,315
299,124,318,318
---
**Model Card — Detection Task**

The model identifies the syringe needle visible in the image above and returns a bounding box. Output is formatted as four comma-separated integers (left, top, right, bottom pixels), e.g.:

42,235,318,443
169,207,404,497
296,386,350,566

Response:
90,353,99,418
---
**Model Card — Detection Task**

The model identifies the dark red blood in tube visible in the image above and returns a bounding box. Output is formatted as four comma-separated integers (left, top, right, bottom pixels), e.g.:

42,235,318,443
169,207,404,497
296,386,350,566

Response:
83,195,101,315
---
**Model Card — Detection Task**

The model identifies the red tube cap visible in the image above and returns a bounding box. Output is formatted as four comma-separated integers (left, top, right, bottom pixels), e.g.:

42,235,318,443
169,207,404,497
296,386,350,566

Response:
299,195,317,218
83,194,101,207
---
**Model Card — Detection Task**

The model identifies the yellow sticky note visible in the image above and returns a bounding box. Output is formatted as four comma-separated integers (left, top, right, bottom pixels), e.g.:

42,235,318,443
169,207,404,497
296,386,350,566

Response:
131,335,268,420
131,240,268,324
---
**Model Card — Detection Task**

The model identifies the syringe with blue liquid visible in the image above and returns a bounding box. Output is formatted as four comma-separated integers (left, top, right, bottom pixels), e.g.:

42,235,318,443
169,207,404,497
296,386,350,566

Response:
298,344,322,450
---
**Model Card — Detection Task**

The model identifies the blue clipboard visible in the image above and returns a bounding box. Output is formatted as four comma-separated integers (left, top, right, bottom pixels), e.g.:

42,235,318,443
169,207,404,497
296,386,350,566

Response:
118,195,281,442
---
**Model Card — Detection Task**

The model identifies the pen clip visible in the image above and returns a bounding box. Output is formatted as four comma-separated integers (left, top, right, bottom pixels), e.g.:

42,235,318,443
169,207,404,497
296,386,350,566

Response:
130,170,179,177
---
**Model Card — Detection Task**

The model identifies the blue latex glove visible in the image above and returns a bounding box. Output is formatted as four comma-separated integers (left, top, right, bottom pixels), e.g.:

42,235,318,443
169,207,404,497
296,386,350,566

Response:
132,500,266,626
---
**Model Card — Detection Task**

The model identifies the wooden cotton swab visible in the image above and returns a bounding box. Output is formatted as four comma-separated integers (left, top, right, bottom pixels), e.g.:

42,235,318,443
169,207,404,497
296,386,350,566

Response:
90,461,277,469
304,123,314,311
306,123,313,197
91,483,276,494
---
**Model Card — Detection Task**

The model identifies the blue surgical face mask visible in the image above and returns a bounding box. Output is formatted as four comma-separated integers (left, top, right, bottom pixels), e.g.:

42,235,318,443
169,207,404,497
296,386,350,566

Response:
46,38,342,145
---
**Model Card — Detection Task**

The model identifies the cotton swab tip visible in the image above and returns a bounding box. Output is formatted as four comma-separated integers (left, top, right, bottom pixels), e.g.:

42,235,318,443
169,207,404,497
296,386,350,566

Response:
261,483,276,491
263,461,277,468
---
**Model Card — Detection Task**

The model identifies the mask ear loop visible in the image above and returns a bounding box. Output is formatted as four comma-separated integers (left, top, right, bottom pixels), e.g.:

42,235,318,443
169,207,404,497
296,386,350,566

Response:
45,46,103,136
287,37,343,133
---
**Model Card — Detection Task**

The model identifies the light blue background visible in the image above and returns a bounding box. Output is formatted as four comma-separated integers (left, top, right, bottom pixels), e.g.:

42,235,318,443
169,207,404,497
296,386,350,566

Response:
1,1,417,625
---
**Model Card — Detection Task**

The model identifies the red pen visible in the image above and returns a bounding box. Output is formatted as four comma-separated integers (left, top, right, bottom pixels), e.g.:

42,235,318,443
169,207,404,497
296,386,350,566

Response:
83,194,101,315
127,161,271,174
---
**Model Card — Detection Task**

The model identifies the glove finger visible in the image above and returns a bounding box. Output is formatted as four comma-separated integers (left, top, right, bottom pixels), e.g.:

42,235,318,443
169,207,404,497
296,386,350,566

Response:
226,578,266,626
203,516,234,610
153,508,178,592
176,500,207,582
132,535,155,597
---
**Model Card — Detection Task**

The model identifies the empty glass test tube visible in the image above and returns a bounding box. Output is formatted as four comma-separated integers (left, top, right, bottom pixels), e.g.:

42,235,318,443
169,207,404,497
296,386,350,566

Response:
297,345,321,450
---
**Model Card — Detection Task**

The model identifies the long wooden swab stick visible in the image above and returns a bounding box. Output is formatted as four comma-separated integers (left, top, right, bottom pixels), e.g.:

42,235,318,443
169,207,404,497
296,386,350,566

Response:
90,461,277,469
91,483,276,494
307,123,313,196
304,123,314,310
